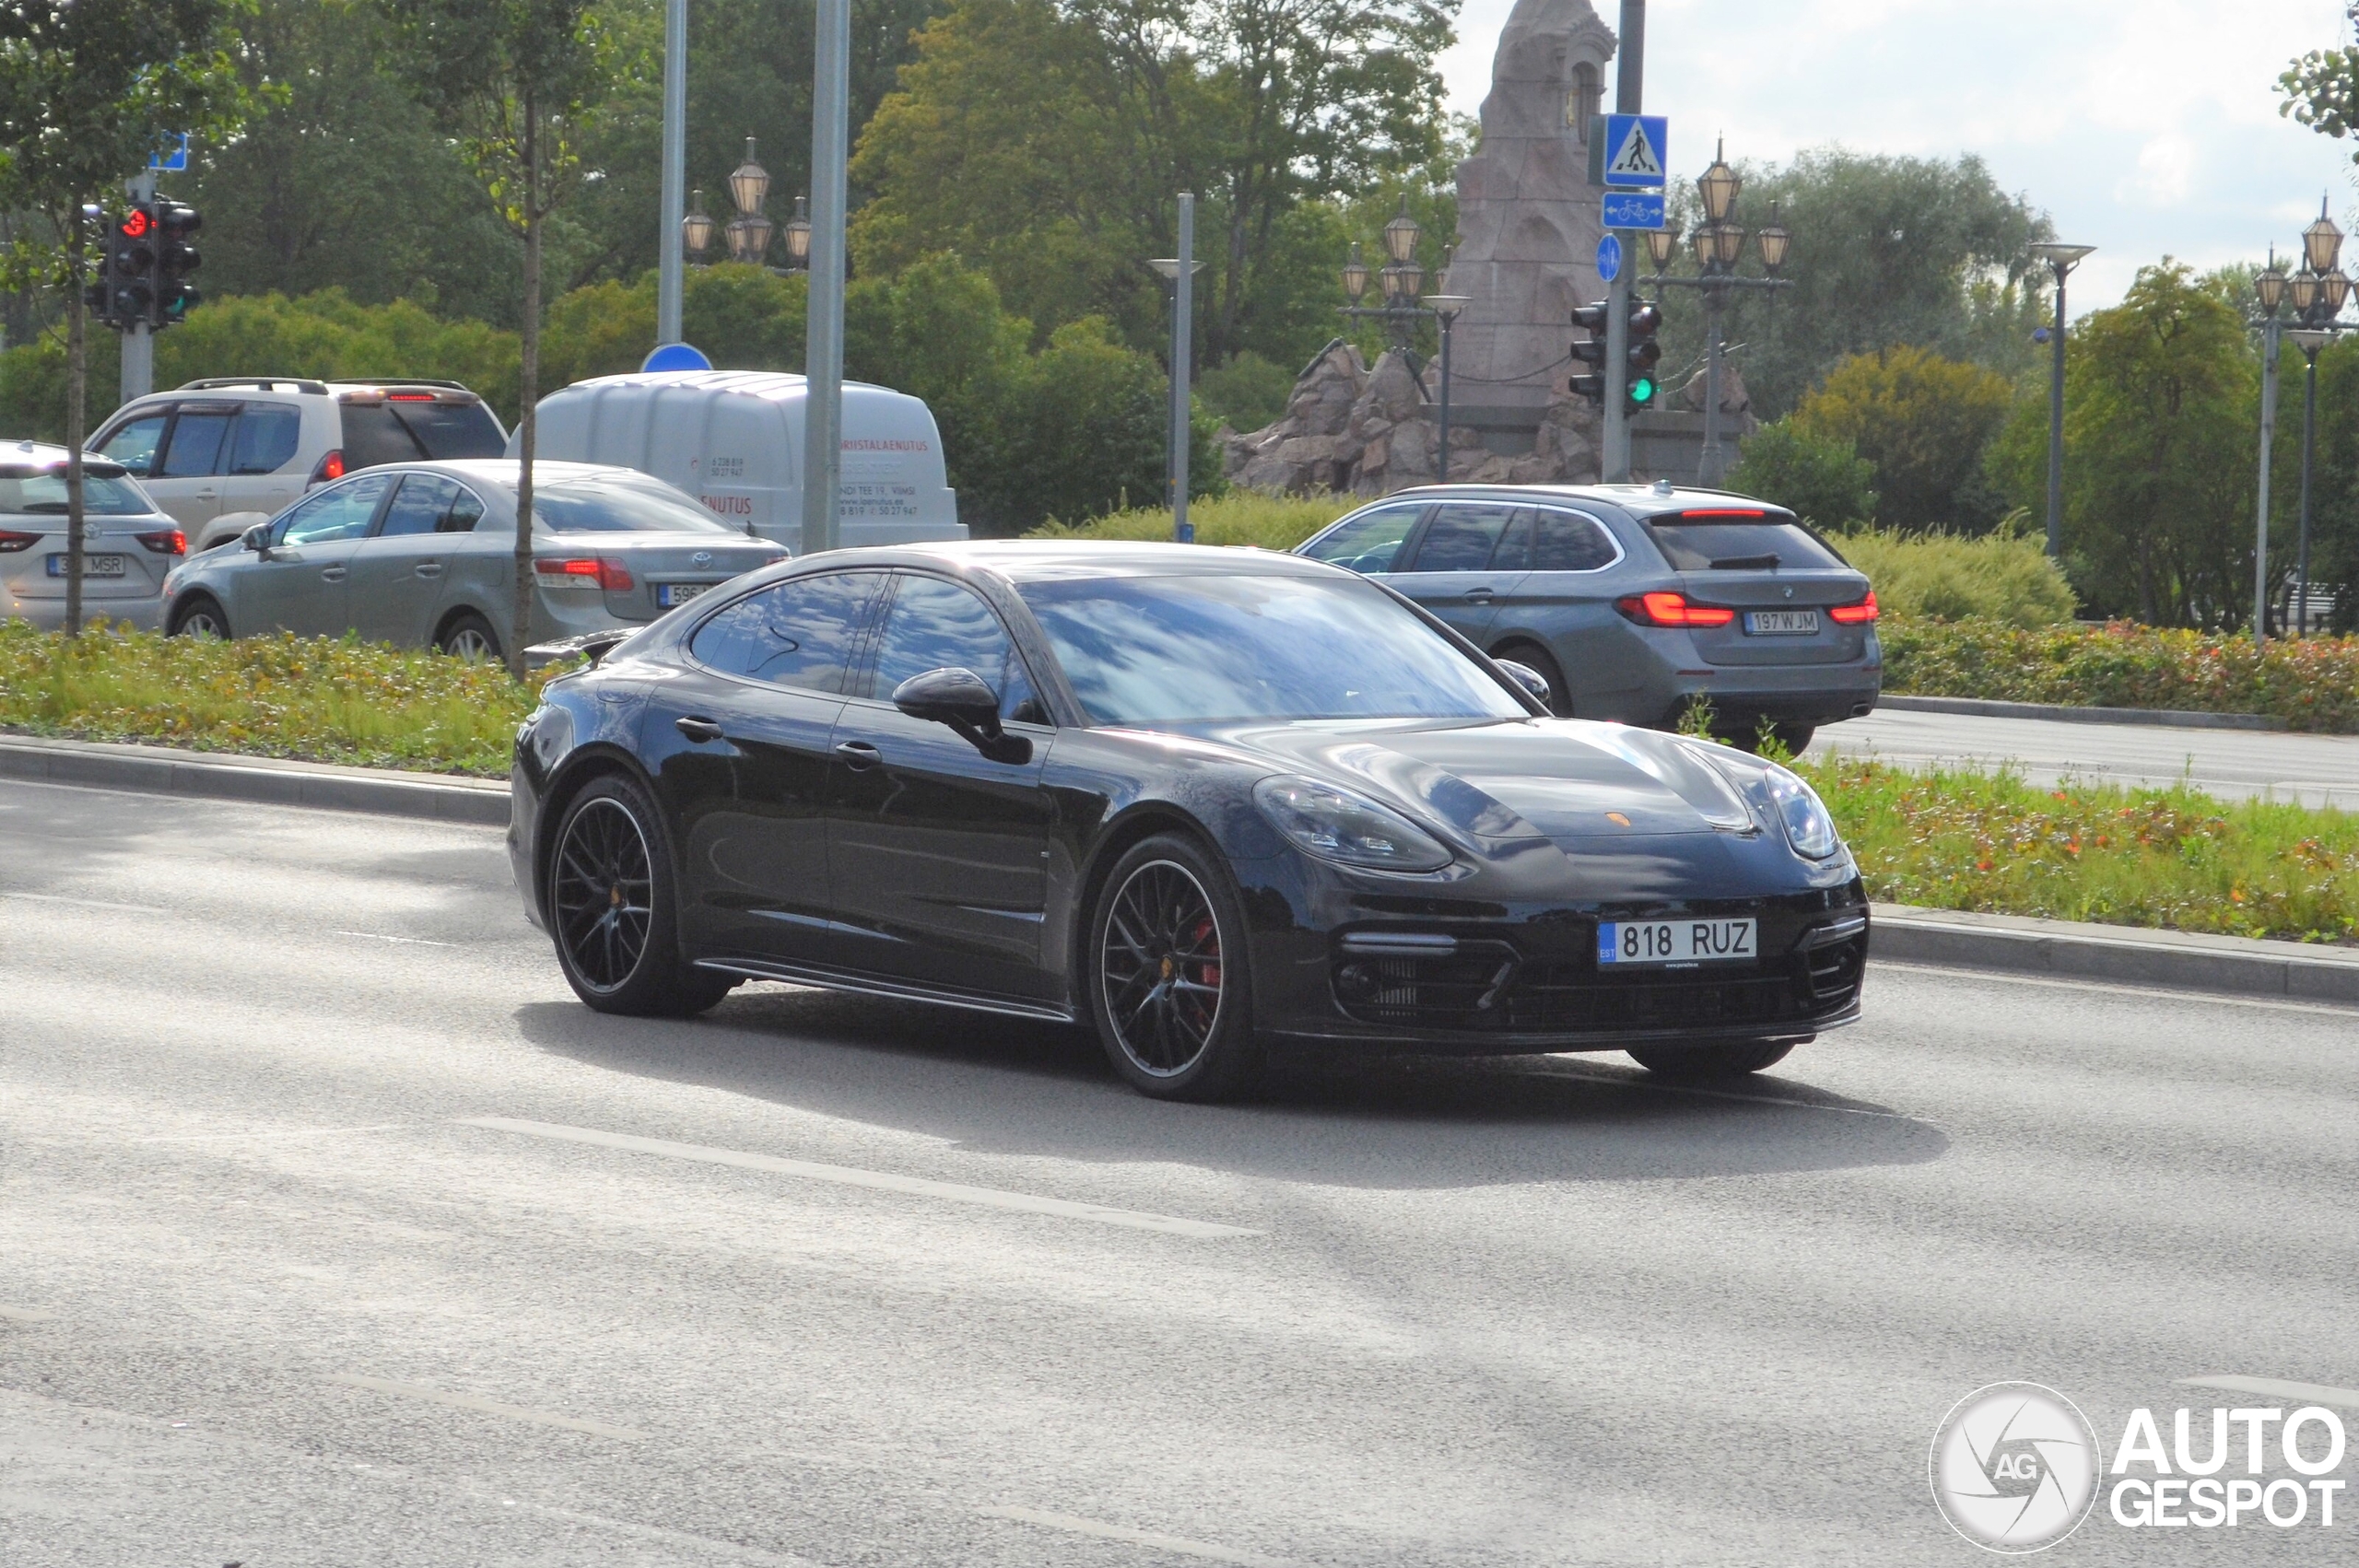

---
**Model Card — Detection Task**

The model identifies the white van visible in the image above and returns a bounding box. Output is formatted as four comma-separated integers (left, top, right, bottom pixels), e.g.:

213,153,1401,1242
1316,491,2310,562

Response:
513,369,964,553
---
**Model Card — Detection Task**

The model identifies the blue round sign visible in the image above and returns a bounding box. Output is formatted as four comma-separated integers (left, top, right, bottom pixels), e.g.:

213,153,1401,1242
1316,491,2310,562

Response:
640,342,714,372
1596,234,1622,284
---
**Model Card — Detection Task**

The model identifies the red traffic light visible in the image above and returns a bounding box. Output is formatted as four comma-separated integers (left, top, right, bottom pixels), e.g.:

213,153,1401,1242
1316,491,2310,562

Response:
118,208,152,240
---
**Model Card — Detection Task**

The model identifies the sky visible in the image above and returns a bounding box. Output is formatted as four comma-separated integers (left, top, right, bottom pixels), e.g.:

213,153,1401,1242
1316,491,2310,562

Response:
1436,0,2359,310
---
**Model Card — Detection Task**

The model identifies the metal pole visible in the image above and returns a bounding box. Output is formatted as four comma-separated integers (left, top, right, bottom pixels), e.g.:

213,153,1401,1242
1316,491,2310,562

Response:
1601,0,1643,483
1170,193,1194,543
2044,262,2066,557
1438,310,1454,484
656,0,687,345
800,0,850,556
1700,284,1723,485
2297,343,2319,637
120,170,155,404
2253,314,2279,645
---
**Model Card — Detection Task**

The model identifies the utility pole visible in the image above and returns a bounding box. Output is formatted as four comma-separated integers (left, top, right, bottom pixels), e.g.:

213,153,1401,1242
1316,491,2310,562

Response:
800,0,850,555
2253,313,2280,645
119,170,155,404
1169,193,1195,542
656,0,687,345
1602,0,1643,482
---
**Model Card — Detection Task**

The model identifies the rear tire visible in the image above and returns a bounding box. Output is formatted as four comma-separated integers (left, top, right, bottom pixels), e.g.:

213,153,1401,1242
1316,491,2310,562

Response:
438,611,502,661
1627,1038,1799,1078
546,772,735,1018
169,596,229,639
1492,640,1571,717
1086,833,1262,1101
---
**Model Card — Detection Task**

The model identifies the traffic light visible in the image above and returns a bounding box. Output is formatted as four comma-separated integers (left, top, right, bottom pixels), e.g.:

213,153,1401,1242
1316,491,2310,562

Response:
110,204,158,324
1569,300,1609,404
154,202,202,326
1625,299,1663,414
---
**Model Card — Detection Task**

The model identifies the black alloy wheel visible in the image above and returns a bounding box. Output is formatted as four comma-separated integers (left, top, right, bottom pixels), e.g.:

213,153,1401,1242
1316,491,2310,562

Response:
1626,1038,1798,1078
1088,834,1261,1101
170,597,229,638
1493,640,1570,717
547,773,736,1017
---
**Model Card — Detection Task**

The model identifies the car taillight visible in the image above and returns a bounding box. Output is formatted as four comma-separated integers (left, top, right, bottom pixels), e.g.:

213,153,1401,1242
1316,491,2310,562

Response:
0,530,39,553
1828,590,1879,625
1614,590,1736,628
386,391,437,402
135,528,186,556
309,450,346,485
534,556,635,591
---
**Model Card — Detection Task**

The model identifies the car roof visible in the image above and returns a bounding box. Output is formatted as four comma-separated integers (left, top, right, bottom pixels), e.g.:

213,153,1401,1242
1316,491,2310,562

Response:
797,539,1348,584
1358,482,1795,522
0,439,131,478
358,459,657,488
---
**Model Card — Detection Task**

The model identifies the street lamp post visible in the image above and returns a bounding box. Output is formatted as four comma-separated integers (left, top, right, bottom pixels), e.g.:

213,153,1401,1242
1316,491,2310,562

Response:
1148,193,1207,542
2278,200,2352,638
724,138,773,264
1337,202,1461,482
1425,293,1470,482
2027,240,2095,560
1646,145,1792,486
2248,248,2293,645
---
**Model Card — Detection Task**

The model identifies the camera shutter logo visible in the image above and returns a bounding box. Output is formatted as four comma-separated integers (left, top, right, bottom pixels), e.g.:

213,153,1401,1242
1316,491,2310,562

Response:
1930,1383,2101,1552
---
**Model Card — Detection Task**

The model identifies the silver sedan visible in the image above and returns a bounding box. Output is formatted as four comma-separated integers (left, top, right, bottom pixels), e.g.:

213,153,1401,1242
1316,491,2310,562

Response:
159,460,787,660
0,443,186,632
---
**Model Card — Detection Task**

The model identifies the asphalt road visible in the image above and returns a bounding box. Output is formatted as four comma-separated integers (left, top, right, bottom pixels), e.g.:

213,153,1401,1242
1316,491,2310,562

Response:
1807,707,2359,808
5,779,2357,1565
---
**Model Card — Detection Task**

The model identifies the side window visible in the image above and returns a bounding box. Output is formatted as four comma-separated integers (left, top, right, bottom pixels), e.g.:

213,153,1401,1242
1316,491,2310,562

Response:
277,474,393,545
866,576,1039,721
158,407,237,478
376,474,461,537
1404,502,1519,572
227,404,302,475
1528,508,1620,572
442,486,486,532
1299,504,1422,574
689,571,881,694
97,414,169,476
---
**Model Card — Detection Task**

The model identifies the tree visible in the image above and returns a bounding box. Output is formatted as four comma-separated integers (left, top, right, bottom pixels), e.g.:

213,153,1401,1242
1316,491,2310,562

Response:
1789,346,2013,533
381,0,623,675
1987,263,2256,626
0,0,252,635
2280,8,2359,161
1724,420,1878,531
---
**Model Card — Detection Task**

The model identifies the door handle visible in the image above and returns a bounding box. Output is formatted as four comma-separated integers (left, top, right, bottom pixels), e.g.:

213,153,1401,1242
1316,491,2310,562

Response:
1461,587,1495,600
675,716,724,743
320,565,347,582
414,562,443,579
834,740,883,770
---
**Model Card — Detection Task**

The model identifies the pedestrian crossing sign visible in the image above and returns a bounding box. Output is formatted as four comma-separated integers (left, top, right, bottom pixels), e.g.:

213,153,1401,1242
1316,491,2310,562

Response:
1602,114,1667,189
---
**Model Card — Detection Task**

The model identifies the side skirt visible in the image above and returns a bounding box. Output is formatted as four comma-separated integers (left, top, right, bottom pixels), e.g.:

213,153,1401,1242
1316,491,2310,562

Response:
692,956,1078,1025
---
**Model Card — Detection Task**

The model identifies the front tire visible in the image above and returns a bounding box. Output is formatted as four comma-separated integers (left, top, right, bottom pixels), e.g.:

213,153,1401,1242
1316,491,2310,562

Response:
547,773,735,1017
438,611,502,661
169,596,229,639
1627,1038,1799,1078
1086,833,1262,1101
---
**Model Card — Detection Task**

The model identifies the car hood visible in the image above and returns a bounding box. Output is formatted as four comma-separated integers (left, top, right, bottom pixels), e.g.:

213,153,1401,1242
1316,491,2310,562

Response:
1213,718,1764,848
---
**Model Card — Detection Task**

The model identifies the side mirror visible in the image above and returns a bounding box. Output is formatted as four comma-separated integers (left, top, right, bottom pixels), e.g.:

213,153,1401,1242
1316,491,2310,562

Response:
892,665,1031,763
1496,658,1553,709
241,523,272,556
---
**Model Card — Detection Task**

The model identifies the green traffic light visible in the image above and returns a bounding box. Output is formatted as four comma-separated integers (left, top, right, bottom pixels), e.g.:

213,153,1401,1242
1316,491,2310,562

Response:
1630,375,1657,404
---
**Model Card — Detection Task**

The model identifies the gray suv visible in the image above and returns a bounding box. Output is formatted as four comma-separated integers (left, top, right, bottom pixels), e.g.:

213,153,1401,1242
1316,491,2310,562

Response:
1295,483,1881,748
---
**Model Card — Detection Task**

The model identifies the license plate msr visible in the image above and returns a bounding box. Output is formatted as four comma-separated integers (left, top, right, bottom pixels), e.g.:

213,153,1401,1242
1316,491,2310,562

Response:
46,553,126,578
1598,918,1757,966
1744,609,1819,636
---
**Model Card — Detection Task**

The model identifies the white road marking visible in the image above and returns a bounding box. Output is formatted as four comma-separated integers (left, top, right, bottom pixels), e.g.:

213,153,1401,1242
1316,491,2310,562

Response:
0,889,166,914
1872,960,2359,1019
326,1374,646,1440
981,1506,1298,1567
458,1116,1262,1238
133,1124,406,1144
334,930,459,947
0,1306,58,1323
2178,1375,2359,1410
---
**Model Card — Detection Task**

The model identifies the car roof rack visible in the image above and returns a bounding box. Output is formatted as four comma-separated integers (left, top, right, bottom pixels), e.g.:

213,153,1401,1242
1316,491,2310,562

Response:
176,378,332,395
325,378,473,392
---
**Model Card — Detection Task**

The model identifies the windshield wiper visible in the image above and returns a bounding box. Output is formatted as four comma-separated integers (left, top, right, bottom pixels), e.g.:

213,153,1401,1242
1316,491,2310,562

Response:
1708,553,1781,570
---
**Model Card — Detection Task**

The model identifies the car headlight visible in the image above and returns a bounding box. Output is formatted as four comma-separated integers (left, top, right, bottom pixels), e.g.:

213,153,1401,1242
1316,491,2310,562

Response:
1253,775,1453,872
1765,765,1841,859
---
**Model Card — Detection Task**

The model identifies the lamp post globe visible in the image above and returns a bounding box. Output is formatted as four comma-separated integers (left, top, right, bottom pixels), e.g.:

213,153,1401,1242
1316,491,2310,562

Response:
2255,252,2287,315
783,194,812,269
2303,195,2343,276
1644,227,1675,273
728,136,770,217
682,189,717,258
1383,198,1421,264
2326,268,2353,317
2290,269,2321,318
1698,138,1741,225
1341,241,1369,303
1756,202,1791,274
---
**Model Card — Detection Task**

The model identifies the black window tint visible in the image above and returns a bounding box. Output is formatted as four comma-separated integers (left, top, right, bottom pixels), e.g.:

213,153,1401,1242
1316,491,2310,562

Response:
228,405,302,474
1300,504,1423,574
159,409,235,477
1408,502,1518,571
443,486,485,532
1529,509,1619,571
338,404,428,468
867,576,1038,720
690,571,879,694
97,415,168,476
377,474,459,537
387,399,506,459
1649,518,1845,571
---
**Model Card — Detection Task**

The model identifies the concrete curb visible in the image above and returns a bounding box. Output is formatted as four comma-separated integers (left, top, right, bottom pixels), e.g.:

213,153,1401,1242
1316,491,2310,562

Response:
1872,903,2359,1006
1878,694,2288,731
0,733,509,826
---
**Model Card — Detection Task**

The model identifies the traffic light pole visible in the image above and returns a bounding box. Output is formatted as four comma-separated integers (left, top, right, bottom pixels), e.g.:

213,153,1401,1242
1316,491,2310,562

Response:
120,170,155,404
655,0,687,345
1601,0,1643,483
800,0,851,556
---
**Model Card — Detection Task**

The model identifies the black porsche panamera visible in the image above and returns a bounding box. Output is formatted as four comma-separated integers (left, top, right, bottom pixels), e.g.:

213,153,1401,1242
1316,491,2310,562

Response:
509,541,1870,1100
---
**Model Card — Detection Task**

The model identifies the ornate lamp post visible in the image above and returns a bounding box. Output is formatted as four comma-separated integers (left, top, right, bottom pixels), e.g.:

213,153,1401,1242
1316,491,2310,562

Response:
2283,198,2350,637
2027,240,2096,560
782,194,813,271
723,138,773,264
1337,202,1466,479
1647,142,1794,485
681,189,718,264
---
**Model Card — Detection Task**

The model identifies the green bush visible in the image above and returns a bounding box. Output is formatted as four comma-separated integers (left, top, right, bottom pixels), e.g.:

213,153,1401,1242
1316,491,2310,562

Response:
1195,351,1297,432
1835,521,2076,626
1030,487,1353,548
1724,417,1879,528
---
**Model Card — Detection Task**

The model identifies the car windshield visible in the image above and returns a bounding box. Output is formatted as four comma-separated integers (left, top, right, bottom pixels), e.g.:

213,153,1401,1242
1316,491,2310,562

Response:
530,477,734,534
1018,572,1530,726
0,471,150,516
1649,515,1846,571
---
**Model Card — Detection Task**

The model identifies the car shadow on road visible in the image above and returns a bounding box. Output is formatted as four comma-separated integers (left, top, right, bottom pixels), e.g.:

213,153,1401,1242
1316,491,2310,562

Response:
511,984,1949,1189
